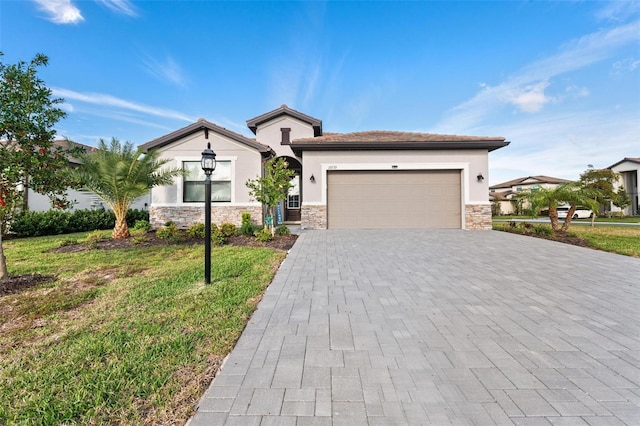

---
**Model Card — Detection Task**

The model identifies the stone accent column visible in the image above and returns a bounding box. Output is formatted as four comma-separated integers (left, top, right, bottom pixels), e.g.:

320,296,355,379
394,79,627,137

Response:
150,205,262,229
465,204,492,230
301,204,327,229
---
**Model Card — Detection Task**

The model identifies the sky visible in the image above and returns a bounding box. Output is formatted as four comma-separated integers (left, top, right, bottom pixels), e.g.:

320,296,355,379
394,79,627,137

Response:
1,0,639,185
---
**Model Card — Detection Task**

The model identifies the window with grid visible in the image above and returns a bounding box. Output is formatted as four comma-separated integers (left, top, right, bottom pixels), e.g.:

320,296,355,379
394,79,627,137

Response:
183,161,231,202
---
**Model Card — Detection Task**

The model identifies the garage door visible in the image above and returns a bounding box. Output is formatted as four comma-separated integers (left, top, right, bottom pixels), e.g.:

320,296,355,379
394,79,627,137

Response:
327,170,461,229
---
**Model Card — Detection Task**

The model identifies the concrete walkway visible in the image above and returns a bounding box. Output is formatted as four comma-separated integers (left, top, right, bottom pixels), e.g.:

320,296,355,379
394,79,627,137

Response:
189,230,640,425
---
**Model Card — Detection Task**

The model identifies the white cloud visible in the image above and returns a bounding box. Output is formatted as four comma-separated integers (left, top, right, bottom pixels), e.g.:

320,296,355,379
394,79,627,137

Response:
33,0,83,24
51,87,194,122
434,20,640,134
95,0,137,16
501,80,553,113
612,57,640,74
140,55,187,87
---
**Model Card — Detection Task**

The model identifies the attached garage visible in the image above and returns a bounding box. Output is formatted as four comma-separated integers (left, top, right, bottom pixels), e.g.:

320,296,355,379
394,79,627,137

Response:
327,169,461,229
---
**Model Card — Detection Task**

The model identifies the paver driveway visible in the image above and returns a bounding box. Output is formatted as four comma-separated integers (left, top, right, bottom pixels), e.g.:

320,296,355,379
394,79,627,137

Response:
190,230,640,425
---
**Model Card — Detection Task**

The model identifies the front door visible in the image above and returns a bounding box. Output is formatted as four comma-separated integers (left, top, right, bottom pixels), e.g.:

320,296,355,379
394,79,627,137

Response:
284,174,301,222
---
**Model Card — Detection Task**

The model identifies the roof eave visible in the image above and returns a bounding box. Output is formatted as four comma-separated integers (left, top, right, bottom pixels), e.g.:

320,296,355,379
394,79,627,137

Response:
289,140,510,156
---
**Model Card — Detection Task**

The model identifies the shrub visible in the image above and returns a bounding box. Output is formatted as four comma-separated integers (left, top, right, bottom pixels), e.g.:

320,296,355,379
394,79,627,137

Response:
187,223,206,239
156,223,184,243
58,238,78,247
255,227,273,242
132,220,151,232
84,230,105,249
219,222,237,238
275,224,290,236
533,224,553,237
211,230,226,246
126,209,150,227
240,212,255,236
130,228,148,245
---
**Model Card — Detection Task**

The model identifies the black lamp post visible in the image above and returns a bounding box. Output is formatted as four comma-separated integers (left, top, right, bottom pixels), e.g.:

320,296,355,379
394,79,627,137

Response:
201,142,217,284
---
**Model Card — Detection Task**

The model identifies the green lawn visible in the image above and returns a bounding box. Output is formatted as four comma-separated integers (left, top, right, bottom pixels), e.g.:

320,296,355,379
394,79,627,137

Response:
493,222,640,258
0,232,286,424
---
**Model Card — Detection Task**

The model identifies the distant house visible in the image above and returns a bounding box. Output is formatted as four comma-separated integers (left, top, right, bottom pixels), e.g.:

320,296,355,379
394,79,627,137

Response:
608,157,639,216
24,140,150,213
141,104,509,230
489,175,573,215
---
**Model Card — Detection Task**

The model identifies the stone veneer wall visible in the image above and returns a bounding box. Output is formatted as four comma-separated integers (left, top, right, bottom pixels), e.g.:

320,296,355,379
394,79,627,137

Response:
465,204,492,230
301,205,327,229
150,205,262,229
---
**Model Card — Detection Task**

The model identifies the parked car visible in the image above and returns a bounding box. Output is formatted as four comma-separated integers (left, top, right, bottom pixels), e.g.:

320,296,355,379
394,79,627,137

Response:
557,206,593,219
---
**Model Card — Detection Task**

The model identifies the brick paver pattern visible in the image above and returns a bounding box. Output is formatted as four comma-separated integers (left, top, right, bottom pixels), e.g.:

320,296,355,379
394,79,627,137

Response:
189,230,640,425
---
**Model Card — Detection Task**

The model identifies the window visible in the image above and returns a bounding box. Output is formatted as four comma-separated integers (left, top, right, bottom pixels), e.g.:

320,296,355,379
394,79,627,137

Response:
287,175,300,209
183,161,231,202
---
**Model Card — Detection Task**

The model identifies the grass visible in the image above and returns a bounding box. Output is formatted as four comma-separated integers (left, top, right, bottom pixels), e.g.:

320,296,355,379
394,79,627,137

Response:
0,231,286,424
493,222,640,258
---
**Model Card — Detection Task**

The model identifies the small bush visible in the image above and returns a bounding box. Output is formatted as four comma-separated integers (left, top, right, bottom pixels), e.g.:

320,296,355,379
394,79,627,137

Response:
132,220,151,232
255,227,273,242
129,228,148,245
156,223,184,243
240,213,255,236
187,223,206,239
211,230,227,246
126,209,150,227
84,230,105,249
58,238,78,247
275,224,290,236
219,223,237,238
533,224,553,237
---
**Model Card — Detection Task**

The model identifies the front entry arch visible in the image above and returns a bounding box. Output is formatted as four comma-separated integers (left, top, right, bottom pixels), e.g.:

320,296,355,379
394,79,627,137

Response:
279,156,302,223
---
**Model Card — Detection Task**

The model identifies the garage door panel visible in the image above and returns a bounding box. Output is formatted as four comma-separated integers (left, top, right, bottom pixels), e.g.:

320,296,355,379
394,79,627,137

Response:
328,170,461,229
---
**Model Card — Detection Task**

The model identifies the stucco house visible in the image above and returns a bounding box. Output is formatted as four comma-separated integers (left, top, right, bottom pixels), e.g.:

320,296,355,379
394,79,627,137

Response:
608,157,639,216
141,105,509,230
489,175,573,215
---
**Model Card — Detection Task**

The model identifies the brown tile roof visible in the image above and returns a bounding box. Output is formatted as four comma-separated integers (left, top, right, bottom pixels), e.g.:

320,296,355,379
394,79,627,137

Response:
289,131,508,155
489,175,573,190
140,119,273,155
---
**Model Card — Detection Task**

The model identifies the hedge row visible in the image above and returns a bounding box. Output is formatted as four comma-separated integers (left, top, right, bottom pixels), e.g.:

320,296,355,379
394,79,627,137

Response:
9,209,149,237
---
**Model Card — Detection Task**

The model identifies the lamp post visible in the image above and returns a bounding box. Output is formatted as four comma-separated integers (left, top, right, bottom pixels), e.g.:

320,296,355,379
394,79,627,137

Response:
201,142,217,284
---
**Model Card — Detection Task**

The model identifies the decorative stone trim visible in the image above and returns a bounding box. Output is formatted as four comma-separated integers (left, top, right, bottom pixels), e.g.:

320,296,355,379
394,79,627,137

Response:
150,205,262,229
301,204,327,229
465,204,492,230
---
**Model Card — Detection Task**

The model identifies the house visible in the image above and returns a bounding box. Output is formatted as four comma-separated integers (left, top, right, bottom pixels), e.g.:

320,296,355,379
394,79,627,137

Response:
608,157,639,216
489,176,573,215
25,140,150,213
141,105,509,230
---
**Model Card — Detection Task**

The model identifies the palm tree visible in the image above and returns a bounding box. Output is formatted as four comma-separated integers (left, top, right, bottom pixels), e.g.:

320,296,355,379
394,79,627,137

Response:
73,138,183,239
518,183,599,233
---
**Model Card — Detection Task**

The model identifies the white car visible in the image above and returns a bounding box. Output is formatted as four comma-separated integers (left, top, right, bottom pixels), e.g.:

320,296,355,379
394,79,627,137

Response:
557,206,593,219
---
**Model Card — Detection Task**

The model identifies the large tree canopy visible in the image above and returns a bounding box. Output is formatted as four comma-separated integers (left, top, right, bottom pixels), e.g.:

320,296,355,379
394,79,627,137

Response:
0,53,78,280
72,138,183,239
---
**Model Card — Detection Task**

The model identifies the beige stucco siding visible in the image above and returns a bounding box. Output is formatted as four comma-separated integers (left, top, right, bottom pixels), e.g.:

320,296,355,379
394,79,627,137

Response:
151,129,264,206
254,116,313,159
301,149,490,206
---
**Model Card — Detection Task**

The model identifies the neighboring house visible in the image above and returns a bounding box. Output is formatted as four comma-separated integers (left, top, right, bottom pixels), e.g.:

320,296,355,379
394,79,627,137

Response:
25,140,150,213
141,105,509,230
489,175,573,215
608,157,639,216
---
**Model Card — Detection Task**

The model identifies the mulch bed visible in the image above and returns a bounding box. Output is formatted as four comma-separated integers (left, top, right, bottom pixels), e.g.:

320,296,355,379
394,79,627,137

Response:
0,232,298,297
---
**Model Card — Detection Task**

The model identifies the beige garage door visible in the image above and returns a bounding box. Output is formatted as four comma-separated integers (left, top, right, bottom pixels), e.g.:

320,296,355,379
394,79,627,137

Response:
327,170,461,229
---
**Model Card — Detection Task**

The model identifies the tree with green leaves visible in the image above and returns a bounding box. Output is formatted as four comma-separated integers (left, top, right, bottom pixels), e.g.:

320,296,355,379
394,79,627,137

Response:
246,157,295,235
72,138,183,239
517,182,599,233
0,53,80,280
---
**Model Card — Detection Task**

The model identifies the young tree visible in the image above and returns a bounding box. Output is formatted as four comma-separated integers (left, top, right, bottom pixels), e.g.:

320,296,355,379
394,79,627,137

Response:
0,53,78,280
517,183,599,233
246,158,295,235
72,138,183,239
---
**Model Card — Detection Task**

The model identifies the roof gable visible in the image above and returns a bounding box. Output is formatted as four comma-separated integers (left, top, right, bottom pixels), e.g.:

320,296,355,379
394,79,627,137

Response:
608,157,640,169
246,104,322,136
140,119,273,155
489,175,573,190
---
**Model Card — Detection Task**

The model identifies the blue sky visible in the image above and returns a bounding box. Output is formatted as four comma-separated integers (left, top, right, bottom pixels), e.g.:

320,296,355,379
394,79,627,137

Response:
1,0,639,184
